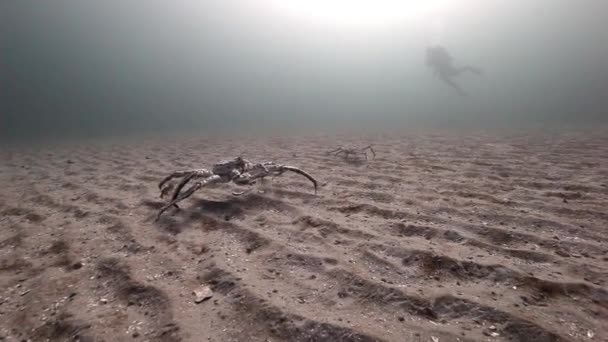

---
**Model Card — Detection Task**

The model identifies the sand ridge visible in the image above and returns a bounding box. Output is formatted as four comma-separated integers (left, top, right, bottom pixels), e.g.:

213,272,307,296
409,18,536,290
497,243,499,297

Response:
0,130,607,341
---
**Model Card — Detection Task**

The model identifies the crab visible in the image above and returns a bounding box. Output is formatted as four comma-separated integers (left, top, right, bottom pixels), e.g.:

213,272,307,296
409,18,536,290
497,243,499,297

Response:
155,157,318,221
327,145,376,160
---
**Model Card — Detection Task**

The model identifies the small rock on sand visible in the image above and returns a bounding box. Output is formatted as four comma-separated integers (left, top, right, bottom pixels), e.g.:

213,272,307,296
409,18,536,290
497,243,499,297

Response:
193,285,213,303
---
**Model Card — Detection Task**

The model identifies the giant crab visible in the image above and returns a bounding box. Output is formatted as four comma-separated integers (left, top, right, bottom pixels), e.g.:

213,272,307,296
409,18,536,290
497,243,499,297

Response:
327,145,376,161
155,157,318,221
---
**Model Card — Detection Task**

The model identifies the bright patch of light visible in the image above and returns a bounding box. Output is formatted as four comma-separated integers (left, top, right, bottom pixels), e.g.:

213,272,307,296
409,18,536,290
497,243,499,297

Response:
265,0,456,30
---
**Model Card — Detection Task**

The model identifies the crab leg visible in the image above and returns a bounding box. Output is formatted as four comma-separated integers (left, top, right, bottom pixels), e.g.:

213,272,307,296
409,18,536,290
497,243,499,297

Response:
162,172,196,208
272,166,318,194
159,169,212,194
364,145,376,159
334,150,347,158
327,147,343,155
159,170,194,190
232,188,254,196
155,174,223,221
232,174,258,196
169,170,213,203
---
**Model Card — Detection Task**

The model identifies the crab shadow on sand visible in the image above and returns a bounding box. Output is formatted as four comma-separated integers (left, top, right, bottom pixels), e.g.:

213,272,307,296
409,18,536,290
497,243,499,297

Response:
142,192,300,233
340,157,369,166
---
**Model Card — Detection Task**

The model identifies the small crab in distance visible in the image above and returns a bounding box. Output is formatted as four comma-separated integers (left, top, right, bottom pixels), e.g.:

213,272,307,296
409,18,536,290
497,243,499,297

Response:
327,145,376,161
155,157,318,221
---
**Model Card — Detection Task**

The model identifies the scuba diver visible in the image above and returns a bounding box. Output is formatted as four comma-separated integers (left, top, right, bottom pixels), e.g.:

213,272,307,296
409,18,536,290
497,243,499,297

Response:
426,45,482,96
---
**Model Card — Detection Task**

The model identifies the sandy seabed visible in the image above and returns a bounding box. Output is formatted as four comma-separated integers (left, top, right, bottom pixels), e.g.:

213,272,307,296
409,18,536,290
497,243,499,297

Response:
1,129,607,342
